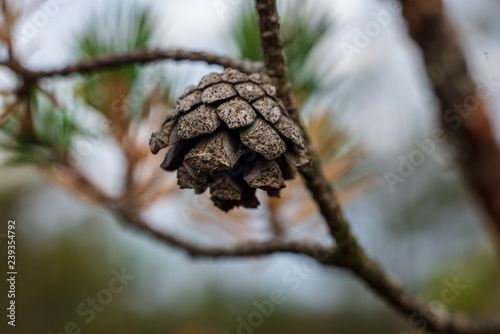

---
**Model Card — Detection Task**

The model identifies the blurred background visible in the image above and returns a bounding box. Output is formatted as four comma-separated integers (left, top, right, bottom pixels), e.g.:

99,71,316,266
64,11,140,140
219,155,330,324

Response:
1,0,499,333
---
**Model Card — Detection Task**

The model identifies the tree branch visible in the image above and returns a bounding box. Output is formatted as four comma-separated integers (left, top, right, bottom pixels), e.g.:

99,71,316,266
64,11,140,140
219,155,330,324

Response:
350,255,500,334
0,100,18,127
268,208,285,240
2,49,263,79
255,0,299,121
254,0,500,333
110,202,338,262
49,166,338,263
254,0,357,249
399,0,500,246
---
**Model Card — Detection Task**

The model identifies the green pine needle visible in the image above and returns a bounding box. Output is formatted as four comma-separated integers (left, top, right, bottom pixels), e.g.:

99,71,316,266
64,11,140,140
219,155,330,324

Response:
74,4,172,123
0,89,83,167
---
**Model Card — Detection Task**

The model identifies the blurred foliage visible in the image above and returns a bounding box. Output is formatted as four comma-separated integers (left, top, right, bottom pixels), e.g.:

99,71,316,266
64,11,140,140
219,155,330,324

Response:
231,1,329,107
0,88,82,166
30,90,80,154
0,5,165,168
424,250,500,313
384,169,469,233
76,5,154,59
231,7,263,63
75,4,173,129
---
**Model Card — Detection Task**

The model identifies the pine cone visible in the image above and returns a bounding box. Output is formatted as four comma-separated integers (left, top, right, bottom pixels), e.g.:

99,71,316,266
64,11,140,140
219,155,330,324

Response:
149,68,308,211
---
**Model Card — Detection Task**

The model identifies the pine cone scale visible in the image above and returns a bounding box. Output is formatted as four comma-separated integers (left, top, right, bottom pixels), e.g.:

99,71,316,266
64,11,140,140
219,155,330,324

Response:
243,159,285,191
178,164,209,194
174,90,202,114
235,82,266,102
252,96,281,123
178,105,221,140
239,117,286,160
217,97,256,129
202,83,237,104
183,131,242,173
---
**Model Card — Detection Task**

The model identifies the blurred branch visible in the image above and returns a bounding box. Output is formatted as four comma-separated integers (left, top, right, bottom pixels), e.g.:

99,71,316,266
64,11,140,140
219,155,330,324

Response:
48,162,337,262
268,207,285,240
0,100,18,127
112,203,336,261
400,0,500,245
7,49,263,79
255,0,500,333
0,48,263,127
0,1,18,60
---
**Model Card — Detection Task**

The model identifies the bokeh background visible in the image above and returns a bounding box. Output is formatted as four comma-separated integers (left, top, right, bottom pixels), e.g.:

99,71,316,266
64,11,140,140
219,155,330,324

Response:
1,0,500,333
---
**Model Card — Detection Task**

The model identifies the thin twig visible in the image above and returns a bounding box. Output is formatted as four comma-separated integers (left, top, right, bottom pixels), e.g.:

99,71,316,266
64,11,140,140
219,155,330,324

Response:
268,208,285,240
22,49,264,79
254,0,500,333
255,1,299,121
111,202,337,261
48,165,338,262
0,100,18,127
0,48,263,128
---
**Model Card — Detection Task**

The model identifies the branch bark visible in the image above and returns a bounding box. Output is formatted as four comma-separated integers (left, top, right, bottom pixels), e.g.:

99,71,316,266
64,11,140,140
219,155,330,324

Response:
254,0,500,333
400,0,500,244
111,202,338,262
255,0,357,246
2,49,263,79
255,0,299,121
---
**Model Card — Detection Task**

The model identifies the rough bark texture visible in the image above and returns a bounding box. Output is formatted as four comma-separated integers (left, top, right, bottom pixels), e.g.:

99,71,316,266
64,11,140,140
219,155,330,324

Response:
24,49,263,79
254,0,357,246
239,117,286,160
255,0,299,121
401,0,500,244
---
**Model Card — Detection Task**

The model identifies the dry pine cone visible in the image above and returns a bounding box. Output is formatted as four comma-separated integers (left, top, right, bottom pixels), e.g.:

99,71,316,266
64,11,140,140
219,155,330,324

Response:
149,68,308,211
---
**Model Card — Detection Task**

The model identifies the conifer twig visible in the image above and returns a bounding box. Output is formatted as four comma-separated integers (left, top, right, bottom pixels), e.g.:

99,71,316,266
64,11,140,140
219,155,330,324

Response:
14,49,263,79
